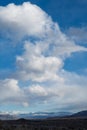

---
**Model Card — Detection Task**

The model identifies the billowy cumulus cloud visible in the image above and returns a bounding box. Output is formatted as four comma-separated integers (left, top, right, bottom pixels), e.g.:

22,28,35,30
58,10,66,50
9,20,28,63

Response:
0,2,87,112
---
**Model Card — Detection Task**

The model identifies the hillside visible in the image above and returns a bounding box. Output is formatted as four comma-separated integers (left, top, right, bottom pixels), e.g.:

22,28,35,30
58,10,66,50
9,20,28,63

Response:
70,110,87,118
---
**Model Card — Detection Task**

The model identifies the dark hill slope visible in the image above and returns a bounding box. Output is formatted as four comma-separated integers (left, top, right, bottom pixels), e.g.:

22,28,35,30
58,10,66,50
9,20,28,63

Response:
70,110,87,118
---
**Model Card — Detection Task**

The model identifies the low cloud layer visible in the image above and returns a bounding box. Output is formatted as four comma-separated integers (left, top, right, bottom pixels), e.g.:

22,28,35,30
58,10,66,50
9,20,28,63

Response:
0,2,87,112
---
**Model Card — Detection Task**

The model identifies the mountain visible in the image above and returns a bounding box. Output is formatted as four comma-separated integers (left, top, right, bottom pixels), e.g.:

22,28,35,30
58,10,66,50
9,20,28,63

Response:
70,110,87,118
0,114,16,120
17,112,72,119
0,110,87,120
0,111,72,120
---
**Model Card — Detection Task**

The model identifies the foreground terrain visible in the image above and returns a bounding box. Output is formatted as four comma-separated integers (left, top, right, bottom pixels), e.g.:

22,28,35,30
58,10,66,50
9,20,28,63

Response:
0,118,87,130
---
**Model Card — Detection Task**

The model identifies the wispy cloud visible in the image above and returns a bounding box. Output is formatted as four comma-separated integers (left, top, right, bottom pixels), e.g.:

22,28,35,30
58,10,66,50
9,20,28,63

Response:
66,26,87,44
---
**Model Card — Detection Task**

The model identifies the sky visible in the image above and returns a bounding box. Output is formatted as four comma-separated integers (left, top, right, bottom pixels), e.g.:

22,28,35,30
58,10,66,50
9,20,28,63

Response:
0,0,87,114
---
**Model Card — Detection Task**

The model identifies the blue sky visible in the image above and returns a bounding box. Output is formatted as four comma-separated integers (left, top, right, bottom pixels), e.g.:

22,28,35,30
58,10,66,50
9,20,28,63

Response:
0,0,87,114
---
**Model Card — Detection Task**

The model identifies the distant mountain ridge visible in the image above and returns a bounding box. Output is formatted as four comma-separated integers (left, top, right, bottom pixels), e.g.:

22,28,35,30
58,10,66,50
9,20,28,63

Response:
0,110,87,120
0,111,72,120
0,114,16,120
17,111,72,119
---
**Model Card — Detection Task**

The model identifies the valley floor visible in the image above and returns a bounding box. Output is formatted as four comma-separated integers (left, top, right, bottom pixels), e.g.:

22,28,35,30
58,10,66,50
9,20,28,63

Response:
0,118,87,130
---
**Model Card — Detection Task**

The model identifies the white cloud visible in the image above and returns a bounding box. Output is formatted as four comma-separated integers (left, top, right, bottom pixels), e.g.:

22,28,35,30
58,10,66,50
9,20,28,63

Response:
0,2,53,42
0,79,22,103
28,85,48,96
16,41,63,82
0,2,86,53
0,74,87,112
0,2,87,112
